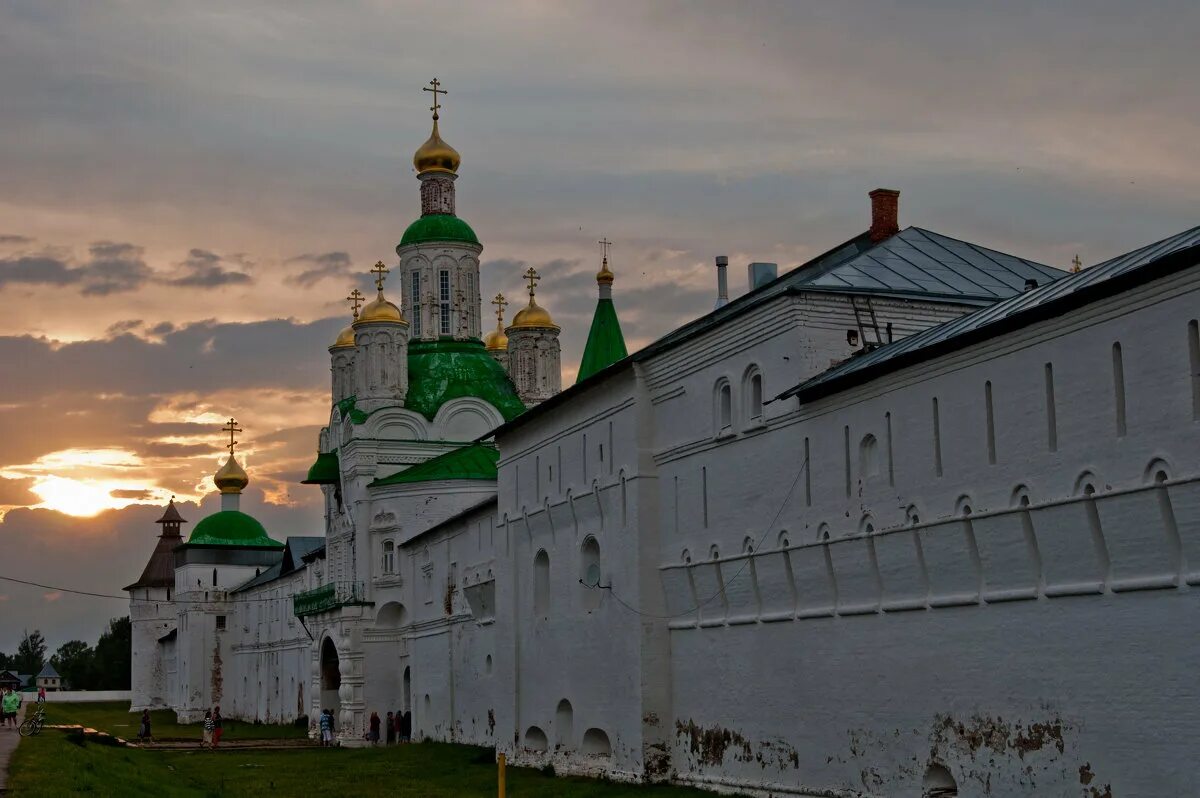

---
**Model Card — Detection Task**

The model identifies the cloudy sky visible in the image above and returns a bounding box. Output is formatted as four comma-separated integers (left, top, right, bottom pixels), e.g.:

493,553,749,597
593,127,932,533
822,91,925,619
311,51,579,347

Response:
0,0,1196,652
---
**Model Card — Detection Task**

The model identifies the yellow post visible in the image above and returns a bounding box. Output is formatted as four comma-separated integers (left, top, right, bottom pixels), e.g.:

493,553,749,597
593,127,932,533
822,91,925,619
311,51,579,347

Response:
498,752,507,798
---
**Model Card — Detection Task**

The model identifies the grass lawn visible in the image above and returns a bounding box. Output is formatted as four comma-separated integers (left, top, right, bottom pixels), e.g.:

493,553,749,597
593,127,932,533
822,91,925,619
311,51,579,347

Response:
9,729,723,797
41,701,307,741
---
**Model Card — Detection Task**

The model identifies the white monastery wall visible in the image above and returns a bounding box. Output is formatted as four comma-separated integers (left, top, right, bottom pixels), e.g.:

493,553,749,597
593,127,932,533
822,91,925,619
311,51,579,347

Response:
373,501,499,746
228,571,313,724
658,268,1200,796
495,369,670,779
129,587,174,710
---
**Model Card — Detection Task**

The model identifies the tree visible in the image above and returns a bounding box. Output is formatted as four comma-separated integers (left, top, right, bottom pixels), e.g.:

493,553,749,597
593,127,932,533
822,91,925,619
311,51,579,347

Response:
51,640,94,690
13,630,46,678
91,617,131,690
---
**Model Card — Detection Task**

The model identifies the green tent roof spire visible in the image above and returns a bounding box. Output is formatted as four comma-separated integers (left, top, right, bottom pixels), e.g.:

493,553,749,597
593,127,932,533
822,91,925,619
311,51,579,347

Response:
577,245,628,383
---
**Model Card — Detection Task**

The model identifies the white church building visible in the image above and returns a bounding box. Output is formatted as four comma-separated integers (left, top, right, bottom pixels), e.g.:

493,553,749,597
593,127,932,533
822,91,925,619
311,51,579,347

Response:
128,85,1200,797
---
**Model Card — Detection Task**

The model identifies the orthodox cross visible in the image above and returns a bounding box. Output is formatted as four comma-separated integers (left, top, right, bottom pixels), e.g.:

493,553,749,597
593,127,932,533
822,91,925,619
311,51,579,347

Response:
346,288,365,318
491,292,508,323
1071,254,1082,273
523,266,540,299
598,237,612,263
371,261,389,291
424,78,447,120
221,417,243,455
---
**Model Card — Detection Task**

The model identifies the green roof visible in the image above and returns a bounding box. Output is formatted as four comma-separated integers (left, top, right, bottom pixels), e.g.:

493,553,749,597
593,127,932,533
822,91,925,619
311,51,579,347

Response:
399,214,479,247
406,338,526,422
302,451,340,485
336,396,368,424
188,510,284,549
577,297,628,383
371,443,499,487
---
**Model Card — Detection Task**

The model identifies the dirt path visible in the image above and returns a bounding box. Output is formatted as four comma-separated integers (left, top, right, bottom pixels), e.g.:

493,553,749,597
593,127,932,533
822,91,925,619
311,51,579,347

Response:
0,703,27,792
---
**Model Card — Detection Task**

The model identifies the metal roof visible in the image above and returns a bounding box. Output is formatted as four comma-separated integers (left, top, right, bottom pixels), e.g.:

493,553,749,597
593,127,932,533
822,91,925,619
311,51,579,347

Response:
231,536,326,592
800,227,1064,300
488,226,1059,440
781,226,1200,403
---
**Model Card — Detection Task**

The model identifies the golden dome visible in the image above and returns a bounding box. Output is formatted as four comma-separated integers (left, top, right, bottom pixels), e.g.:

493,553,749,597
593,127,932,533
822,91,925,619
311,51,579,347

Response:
413,120,460,175
355,291,407,326
596,257,614,286
509,298,558,331
483,323,509,352
331,324,356,349
214,454,249,494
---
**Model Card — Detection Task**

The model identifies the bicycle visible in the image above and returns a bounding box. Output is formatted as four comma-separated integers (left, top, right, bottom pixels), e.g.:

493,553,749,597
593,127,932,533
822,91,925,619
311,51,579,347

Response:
19,706,45,737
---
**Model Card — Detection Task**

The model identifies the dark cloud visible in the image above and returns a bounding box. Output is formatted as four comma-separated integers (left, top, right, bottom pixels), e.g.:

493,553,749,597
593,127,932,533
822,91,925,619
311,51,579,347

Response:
0,234,32,245
0,477,37,507
0,254,79,288
109,488,154,500
0,241,151,295
105,319,144,337
0,316,341,402
285,251,354,288
81,241,152,295
166,248,253,288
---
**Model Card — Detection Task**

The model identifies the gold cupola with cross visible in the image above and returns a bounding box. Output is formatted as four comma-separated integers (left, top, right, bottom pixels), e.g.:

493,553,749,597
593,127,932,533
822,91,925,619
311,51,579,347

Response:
509,267,559,331
484,293,510,352
505,266,562,406
332,288,364,349
356,262,407,326
413,78,460,176
214,417,249,499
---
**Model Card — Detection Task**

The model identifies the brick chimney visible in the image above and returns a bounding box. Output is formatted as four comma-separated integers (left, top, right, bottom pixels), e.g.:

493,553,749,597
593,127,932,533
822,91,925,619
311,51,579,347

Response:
869,188,900,243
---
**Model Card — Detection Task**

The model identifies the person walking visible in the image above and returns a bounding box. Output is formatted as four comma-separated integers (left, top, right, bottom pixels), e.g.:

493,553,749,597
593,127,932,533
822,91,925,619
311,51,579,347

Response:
37,686,46,704
319,708,333,747
368,711,381,745
202,709,214,749
138,709,152,743
212,706,223,748
400,710,411,743
385,711,395,745
3,688,21,728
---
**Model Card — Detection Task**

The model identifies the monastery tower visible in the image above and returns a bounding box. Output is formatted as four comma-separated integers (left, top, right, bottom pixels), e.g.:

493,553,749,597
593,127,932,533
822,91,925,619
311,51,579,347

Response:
505,266,562,406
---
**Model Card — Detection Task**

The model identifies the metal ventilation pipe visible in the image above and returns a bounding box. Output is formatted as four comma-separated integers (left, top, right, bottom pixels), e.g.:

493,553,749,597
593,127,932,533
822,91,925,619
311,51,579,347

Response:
715,256,729,309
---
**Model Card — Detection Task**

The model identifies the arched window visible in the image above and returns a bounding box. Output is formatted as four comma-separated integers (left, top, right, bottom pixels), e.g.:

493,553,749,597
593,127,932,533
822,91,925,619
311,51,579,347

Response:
382,540,395,574
533,550,550,619
212,568,218,587
524,726,548,752
743,366,764,423
555,699,574,748
922,763,957,797
582,727,612,756
714,379,733,435
580,537,602,611
859,434,879,479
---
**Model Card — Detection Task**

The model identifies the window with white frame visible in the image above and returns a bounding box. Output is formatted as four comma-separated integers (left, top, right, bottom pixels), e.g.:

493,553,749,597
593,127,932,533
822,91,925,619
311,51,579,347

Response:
382,540,395,574
411,271,422,337
439,270,451,335
744,367,763,422
715,379,733,434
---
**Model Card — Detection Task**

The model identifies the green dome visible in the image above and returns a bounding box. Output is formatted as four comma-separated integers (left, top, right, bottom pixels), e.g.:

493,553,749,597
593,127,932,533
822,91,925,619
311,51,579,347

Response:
188,510,284,549
398,215,479,247
406,338,525,422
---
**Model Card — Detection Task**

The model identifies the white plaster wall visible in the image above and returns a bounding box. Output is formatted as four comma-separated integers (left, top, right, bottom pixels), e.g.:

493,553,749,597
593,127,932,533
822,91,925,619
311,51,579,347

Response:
129,587,174,710
657,268,1200,796
496,370,667,779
